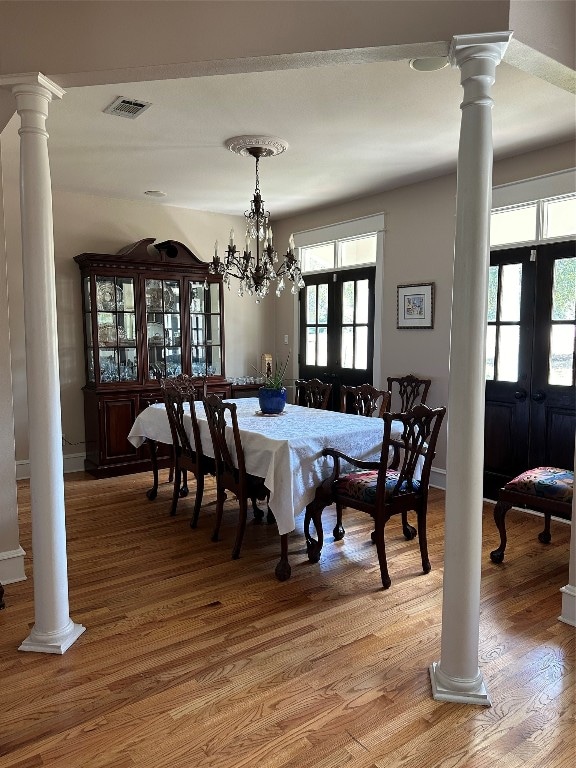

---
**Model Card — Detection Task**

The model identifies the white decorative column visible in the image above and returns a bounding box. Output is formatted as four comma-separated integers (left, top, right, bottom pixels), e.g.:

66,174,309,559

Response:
0,73,85,653
429,33,512,705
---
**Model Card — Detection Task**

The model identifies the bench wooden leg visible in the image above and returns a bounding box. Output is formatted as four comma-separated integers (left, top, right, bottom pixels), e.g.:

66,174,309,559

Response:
490,499,512,564
538,513,552,544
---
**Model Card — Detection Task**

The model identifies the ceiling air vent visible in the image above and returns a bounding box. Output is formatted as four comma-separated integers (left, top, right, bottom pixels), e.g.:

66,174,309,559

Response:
103,97,151,119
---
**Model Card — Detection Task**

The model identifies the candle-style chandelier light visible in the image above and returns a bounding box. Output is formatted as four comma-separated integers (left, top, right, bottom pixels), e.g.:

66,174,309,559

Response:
209,136,305,302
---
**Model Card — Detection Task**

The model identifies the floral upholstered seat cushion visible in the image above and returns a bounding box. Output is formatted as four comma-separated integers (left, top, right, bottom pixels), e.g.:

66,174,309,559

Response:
504,467,573,503
335,469,421,504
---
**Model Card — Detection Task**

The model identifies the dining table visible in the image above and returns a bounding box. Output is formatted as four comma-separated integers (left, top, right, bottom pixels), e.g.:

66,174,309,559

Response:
127,397,419,580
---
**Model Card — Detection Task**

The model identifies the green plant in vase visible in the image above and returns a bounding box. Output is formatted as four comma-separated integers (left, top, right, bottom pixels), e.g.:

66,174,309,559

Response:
258,352,290,414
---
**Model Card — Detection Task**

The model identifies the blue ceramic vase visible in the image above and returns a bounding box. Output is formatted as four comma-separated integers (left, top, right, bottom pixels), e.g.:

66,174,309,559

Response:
258,387,287,415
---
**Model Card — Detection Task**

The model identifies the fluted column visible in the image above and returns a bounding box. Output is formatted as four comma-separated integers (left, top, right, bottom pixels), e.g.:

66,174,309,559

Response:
0,73,85,653
429,32,512,705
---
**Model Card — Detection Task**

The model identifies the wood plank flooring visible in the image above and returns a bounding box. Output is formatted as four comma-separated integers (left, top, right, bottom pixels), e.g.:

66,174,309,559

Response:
0,471,573,768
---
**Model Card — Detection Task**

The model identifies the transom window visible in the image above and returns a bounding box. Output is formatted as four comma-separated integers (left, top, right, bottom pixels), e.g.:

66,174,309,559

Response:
301,234,377,274
490,194,576,248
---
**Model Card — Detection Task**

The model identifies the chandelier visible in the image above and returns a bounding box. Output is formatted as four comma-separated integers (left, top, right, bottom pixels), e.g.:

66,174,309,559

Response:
209,136,305,302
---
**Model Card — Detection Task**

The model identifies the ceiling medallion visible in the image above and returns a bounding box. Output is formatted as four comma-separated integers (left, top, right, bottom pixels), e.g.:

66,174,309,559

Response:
225,135,289,158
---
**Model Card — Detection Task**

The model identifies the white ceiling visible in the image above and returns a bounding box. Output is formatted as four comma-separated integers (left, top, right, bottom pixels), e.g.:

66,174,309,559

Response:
36,58,576,219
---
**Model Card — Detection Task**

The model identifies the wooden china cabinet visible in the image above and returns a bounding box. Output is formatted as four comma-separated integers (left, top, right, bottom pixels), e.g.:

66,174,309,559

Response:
75,238,230,477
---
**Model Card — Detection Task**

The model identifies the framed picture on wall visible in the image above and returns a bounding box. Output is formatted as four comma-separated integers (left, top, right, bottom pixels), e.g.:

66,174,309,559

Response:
397,283,435,329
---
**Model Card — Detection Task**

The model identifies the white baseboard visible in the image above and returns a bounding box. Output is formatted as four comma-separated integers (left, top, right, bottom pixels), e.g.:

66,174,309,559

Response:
0,546,27,584
430,467,446,490
16,452,86,480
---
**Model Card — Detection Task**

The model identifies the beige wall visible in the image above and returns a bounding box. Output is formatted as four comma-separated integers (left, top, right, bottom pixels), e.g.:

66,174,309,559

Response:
1,121,272,460
274,140,576,473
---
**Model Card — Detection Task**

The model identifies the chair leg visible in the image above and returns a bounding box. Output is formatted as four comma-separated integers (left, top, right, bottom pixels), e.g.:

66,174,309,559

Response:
333,502,345,541
275,533,291,581
538,513,552,544
169,465,181,516
305,499,326,564
373,515,391,589
180,469,189,498
251,495,264,523
232,496,248,560
417,509,431,575
402,510,417,540
490,500,512,563
190,472,204,529
211,487,227,542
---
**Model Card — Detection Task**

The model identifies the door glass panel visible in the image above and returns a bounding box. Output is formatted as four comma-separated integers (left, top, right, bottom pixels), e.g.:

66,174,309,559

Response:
490,204,537,247
341,327,353,368
306,285,317,324
549,325,575,386
190,282,205,313
317,327,328,366
208,282,220,312
306,328,316,365
83,276,91,311
356,280,369,324
87,348,95,383
208,346,222,376
84,313,93,347
99,349,119,382
119,348,138,381
485,325,496,380
551,258,576,321
318,284,328,324
499,263,522,322
342,281,354,324
497,325,520,381
487,266,498,322
206,315,221,346
355,326,368,369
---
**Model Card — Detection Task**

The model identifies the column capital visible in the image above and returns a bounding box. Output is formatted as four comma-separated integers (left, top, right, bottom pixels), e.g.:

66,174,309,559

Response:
449,32,513,70
0,72,65,99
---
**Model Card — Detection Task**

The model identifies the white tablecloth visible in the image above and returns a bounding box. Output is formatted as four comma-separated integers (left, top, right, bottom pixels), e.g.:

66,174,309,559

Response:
128,398,394,536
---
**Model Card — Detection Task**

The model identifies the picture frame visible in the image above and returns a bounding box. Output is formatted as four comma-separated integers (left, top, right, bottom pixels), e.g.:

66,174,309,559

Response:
397,282,435,329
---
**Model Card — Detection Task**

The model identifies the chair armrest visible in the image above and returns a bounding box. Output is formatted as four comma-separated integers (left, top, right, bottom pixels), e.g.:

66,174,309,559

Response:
322,447,380,471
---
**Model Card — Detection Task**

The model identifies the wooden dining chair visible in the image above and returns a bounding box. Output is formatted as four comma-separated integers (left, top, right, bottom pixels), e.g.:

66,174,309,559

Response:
387,374,431,412
340,384,391,418
334,384,392,539
294,378,332,409
304,403,446,589
203,394,271,559
161,376,214,527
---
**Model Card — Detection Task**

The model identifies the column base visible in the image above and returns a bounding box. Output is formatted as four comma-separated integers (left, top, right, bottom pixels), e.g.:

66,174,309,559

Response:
19,619,86,654
429,661,491,706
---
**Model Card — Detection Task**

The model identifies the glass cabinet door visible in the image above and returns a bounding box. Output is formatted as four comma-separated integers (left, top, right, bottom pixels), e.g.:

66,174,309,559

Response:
145,278,182,378
94,275,138,383
189,280,222,376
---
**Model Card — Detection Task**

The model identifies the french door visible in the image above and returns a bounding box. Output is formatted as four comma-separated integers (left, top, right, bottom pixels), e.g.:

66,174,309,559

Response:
483,240,576,499
298,267,375,409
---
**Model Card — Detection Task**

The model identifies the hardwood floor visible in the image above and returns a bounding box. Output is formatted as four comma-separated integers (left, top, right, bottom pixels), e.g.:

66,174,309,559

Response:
1,471,573,768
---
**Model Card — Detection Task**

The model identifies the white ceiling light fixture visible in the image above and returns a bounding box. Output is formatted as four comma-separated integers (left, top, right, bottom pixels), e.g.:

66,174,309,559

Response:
209,136,304,303
409,57,449,72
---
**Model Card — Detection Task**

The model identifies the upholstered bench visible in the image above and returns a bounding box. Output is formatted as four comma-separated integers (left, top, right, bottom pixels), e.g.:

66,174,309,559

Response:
490,466,573,563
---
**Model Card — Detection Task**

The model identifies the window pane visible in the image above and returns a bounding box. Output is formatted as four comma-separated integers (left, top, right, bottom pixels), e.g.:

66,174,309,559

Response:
356,280,369,324
551,258,576,321
545,197,576,239
341,327,354,368
499,263,522,322
338,235,377,267
490,204,537,247
209,282,220,312
306,328,316,365
486,325,496,380
306,285,317,324
301,243,334,273
318,284,328,324
487,266,498,322
549,324,575,386
317,327,328,366
342,281,354,324
355,326,368,369
497,325,520,382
